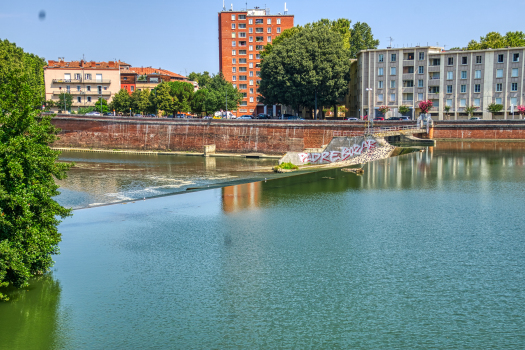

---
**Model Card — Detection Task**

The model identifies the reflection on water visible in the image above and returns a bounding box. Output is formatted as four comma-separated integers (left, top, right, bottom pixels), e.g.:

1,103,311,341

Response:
0,275,67,349
56,151,277,208
2,142,525,348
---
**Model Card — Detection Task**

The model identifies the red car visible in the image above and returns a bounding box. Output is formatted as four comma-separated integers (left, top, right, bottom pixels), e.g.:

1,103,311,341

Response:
373,117,385,121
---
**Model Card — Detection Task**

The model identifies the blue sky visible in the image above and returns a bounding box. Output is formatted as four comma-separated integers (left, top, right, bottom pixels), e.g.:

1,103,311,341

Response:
1,0,524,76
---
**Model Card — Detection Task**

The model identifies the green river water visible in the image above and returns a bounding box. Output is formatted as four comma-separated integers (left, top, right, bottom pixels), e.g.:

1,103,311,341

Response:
0,142,524,349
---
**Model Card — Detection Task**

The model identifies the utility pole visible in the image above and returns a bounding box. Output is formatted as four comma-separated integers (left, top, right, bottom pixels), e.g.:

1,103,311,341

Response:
314,90,317,120
225,90,228,119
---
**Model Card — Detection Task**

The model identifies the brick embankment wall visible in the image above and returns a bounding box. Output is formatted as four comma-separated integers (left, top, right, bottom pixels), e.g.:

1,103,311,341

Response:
50,116,367,154
433,120,525,140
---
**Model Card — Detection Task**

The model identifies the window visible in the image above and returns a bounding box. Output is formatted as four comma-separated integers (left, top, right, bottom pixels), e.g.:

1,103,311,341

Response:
130,86,134,92
77,97,81,103
390,93,396,101
232,67,236,73
267,18,271,24
474,84,481,93
232,24,236,29
511,82,518,91
476,55,482,64
249,45,253,51
232,50,236,55
461,57,467,64
239,84,247,89
75,73,81,80
446,99,452,107
239,50,246,55
511,97,518,106
249,19,253,24
377,94,384,102
459,99,466,107
256,45,264,50
231,14,236,20
391,53,396,62
232,33,236,38
498,54,504,63
428,86,439,93
255,36,264,42
475,70,481,79
64,73,71,81
232,76,237,81
256,27,263,33
239,58,246,63
496,83,503,92
448,57,454,65
249,36,253,42
238,41,246,46
239,23,246,28
378,67,384,76
390,80,396,88
249,80,254,86
77,85,81,91
495,97,502,104
240,101,247,106
430,58,440,66
277,18,281,24
239,15,246,20
512,68,519,77
250,54,255,59
403,80,414,87
250,96,254,102
378,54,384,62
249,71,253,77
86,86,91,92
461,71,467,79
249,88,253,94
461,85,466,93
239,75,247,81
277,27,281,33
267,27,272,33
406,66,414,73
255,54,260,59
447,85,453,93
513,53,520,62
239,32,246,38
378,81,383,88
390,67,396,75
232,41,236,47
249,62,253,68
249,28,253,33
473,98,480,107
85,74,92,80
447,71,453,80
418,66,424,74
255,18,263,24
418,93,423,100
496,69,503,78
268,36,272,42
87,96,92,102
418,79,424,87
419,52,424,60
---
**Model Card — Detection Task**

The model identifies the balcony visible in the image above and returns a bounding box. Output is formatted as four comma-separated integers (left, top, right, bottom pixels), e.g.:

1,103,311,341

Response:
428,66,441,72
53,90,111,96
402,87,414,93
403,60,415,66
52,79,111,84
402,100,415,105
428,79,440,86
402,73,414,80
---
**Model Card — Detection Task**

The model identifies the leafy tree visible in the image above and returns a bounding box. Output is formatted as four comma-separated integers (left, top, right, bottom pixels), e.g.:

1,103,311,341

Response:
399,105,410,115
464,105,478,117
191,88,210,115
167,81,194,113
94,98,109,114
348,22,380,58
109,89,131,114
188,71,212,88
467,31,525,50
56,92,72,112
0,39,72,301
487,103,503,116
261,26,303,59
444,105,451,117
418,100,433,114
77,106,95,115
44,100,56,112
259,26,351,117
133,89,152,114
152,82,176,115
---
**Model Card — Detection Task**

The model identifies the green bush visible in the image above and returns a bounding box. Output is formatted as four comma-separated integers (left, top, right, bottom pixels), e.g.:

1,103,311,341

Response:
279,162,299,169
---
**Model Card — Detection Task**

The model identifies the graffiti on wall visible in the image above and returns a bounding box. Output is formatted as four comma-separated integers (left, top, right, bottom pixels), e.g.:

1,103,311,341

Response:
298,139,377,164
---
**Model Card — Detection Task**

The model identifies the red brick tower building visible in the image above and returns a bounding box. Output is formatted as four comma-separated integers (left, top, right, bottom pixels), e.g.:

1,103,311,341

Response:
218,6,294,116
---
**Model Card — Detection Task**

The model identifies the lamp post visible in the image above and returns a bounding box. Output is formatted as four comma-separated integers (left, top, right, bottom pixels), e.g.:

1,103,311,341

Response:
365,87,373,131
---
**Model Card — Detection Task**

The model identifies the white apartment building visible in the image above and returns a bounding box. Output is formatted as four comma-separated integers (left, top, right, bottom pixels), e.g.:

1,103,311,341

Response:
348,46,525,120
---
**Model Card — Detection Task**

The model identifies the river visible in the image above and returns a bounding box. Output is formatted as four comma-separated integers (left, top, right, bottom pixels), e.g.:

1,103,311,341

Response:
1,142,524,349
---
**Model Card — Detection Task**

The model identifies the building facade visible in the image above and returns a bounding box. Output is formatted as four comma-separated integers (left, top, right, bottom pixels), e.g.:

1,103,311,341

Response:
348,46,525,120
218,7,294,116
44,59,126,112
130,67,188,92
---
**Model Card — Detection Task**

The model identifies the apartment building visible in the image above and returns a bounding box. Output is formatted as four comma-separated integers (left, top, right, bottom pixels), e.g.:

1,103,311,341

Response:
348,46,525,120
218,6,294,116
130,67,188,92
44,59,126,112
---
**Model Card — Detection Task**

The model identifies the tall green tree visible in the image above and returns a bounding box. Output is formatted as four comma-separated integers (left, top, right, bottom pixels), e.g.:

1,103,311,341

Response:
0,39,72,301
94,98,109,114
56,92,72,112
467,31,525,50
188,71,212,88
205,73,243,112
191,88,210,115
259,26,352,116
348,22,380,58
152,82,176,115
108,89,131,114
167,81,194,113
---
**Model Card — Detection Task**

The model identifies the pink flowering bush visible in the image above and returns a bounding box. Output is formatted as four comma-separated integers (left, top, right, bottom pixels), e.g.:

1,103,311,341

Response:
517,105,525,115
378,105,390,114
418,100,433,113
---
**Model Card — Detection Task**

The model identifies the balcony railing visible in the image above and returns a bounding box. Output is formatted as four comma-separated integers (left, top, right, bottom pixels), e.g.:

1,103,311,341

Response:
53,90,111,96
402,100,414,104
52,79,111,84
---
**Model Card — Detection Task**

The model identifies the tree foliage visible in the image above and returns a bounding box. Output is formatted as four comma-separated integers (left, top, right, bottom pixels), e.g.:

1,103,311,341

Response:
188,71,212,88
467,31,525,50
94,98,109,114
0,39,72,301
348,22,379,59
487,103,503,114
259,26,352,113
56,92,72,112
109,89,132,114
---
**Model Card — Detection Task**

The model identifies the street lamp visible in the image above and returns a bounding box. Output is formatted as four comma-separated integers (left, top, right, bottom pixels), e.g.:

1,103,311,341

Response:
365,87,373,130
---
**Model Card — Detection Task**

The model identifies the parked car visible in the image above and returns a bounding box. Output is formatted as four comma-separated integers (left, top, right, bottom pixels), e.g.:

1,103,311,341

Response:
85,111,102,116
256,113,271,119
346,117,359,121
238,115,253,119
399,116,411,120
284,115,304,120
103,112,114,116
145,114,156,118
280,114,294,119
373,117,385,121
387,116,402,121
470,117,482,120
212,115,222,119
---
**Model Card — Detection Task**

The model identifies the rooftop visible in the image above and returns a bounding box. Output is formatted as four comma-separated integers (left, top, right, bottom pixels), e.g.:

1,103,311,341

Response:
45,59,129,69
130,67,187,79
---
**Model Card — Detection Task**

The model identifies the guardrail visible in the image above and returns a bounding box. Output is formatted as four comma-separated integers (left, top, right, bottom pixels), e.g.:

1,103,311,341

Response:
333,124,426,138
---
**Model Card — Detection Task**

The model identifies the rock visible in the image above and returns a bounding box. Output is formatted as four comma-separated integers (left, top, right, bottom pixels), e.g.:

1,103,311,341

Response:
342,167,364,175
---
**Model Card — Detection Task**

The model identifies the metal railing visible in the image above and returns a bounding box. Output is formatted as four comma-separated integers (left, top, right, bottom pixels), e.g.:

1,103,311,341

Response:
52,90,111,96
332,124,426,138
52,79,111,84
